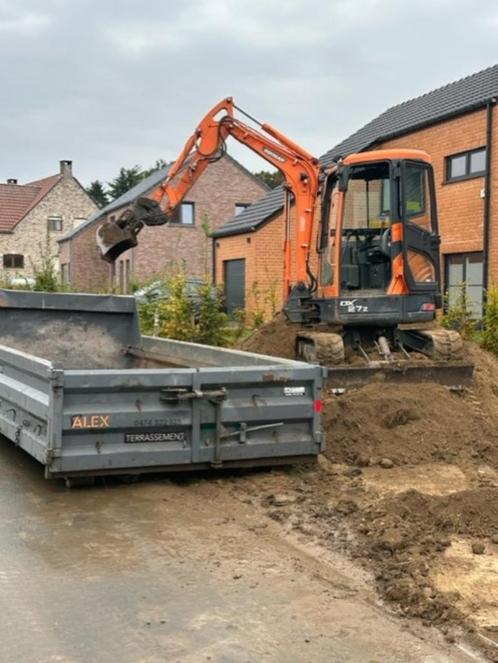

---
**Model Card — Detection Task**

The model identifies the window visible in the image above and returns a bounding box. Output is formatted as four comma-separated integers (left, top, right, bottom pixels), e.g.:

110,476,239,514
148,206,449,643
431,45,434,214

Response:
445,252,483,318
404,164,425,217
342,162,391,230
3,254,24,269
235,203,249,215
446,148,486,182
404,163,433,231
48,215,63,231
170,202,195,225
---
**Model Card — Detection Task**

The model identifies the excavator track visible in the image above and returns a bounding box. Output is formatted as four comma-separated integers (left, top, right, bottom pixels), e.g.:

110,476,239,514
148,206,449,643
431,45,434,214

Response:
417,328,464,361
295,327,472,388
296,332,345,365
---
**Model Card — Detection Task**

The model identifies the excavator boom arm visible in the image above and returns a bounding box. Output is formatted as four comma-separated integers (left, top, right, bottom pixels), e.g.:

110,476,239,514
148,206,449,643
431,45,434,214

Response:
96,97,321,292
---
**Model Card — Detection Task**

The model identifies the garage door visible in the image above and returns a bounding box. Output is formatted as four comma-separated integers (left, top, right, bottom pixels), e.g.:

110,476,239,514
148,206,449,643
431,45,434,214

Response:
223,259,245,314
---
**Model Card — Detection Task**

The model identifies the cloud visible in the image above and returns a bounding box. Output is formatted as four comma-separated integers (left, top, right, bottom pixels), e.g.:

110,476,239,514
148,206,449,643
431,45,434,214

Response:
0,0,496,186
0,7,52,35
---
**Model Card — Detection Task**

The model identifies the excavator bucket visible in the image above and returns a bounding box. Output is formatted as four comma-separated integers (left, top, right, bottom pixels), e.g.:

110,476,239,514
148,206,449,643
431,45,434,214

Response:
96,198,168,263
96,217,139,262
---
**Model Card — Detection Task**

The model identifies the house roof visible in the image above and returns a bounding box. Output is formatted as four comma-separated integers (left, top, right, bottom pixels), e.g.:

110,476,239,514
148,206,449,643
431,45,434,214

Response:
0,174,61,232
214,64,498,238
212,185,284,238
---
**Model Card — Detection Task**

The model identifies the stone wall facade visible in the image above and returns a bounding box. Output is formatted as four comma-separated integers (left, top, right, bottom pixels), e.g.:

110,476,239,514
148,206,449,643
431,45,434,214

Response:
1,166,97,281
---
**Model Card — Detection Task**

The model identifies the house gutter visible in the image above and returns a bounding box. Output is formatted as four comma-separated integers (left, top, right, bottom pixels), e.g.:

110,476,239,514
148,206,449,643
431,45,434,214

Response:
483,98,496,301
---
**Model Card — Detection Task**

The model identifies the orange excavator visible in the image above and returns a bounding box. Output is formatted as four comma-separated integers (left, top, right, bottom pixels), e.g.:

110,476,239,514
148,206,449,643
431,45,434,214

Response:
96,97,464,369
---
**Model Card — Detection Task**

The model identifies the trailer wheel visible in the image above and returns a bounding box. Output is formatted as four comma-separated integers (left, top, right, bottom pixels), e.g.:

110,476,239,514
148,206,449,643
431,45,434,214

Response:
64,476,96,489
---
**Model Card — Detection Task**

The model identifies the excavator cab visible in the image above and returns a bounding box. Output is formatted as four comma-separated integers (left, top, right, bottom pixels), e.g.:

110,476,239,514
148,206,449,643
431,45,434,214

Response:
294,150,462,364
316,150,441,324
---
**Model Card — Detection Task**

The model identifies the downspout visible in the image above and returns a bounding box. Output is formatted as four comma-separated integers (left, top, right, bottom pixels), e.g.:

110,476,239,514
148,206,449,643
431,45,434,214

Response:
212,236,217,284
483,98,496,301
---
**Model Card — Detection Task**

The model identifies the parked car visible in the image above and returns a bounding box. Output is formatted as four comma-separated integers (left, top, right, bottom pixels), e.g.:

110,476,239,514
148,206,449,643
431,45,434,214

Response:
133,279,209,306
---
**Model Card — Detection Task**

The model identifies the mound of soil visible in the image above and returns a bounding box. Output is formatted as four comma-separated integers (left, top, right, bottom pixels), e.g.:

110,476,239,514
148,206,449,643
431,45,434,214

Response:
236,314,498,658
323,344,498,472
240,313,298,359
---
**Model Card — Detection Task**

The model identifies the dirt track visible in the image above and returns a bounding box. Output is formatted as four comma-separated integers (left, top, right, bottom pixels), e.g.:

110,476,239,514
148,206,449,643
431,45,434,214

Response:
0,440,480,662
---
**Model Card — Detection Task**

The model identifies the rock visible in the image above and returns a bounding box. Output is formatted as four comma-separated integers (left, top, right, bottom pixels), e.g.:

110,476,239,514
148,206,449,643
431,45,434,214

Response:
343,467,363,477
271,493,297,507
379,458,394,469
378,528,405,552
334,499,359,516
471,541,486,555
355,453,370,467
491,534,498,544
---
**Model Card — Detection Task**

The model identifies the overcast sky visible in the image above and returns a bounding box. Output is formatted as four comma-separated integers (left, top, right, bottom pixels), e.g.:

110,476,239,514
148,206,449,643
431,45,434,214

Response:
0,0,497,187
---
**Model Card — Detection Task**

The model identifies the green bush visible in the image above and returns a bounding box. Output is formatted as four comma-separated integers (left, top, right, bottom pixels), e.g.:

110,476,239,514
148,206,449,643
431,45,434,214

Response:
440,282,477,340
138,273,232,346
481,284,498,355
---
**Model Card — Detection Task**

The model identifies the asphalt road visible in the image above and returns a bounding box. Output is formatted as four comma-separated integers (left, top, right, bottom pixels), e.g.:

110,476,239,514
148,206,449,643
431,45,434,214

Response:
0,440,483,663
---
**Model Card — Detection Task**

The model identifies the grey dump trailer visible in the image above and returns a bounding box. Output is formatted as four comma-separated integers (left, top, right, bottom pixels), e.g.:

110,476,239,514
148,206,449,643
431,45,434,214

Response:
0,290,325,483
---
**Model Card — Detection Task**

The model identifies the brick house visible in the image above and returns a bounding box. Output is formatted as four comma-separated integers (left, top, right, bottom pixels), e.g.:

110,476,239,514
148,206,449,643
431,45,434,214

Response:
213,65,498,319
0,160,97,281
59,154,268,292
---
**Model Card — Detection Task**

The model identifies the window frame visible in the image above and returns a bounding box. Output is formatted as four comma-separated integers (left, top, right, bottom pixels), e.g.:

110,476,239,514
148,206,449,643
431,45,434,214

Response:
47,215,63,232
169,201,195,226
403,163,426,219
445,147,486,183
3,254,24,269
444,251,484,318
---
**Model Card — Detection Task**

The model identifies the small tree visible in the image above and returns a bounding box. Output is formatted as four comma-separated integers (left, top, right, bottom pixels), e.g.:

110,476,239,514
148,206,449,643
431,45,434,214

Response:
86,180,109,208
481,284,498,355
440,282,477,339
194,283,230,346
107,166,144,200
157,274,196,341
253,170,284,189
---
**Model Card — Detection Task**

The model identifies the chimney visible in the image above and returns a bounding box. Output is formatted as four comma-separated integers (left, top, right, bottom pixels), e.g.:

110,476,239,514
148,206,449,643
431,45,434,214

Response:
60,160,72,178
6,178,17,184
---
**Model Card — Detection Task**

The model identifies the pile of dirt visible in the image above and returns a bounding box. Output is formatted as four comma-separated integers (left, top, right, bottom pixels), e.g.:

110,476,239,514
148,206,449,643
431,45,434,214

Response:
322,344,498,471
240,313,299,359
235,314,498,657
345,487,498,621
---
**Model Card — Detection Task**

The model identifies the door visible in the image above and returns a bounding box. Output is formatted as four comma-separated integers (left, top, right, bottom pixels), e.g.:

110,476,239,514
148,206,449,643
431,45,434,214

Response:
401,161,441,290
223,259,245,314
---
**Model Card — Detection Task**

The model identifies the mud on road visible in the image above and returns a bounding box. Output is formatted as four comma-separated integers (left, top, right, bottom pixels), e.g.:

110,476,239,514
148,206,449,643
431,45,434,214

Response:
0,440,480,663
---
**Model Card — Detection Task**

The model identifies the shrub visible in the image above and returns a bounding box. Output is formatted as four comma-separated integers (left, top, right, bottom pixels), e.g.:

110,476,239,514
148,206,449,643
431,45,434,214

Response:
194,282,231,346
138,273,232,346
440,283,477,340
481,284,498,355
157,274,196,341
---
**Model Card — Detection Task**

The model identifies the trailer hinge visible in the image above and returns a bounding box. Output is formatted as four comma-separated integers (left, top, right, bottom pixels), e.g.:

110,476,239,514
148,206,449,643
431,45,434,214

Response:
45,448,60,464
49,369,64,388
